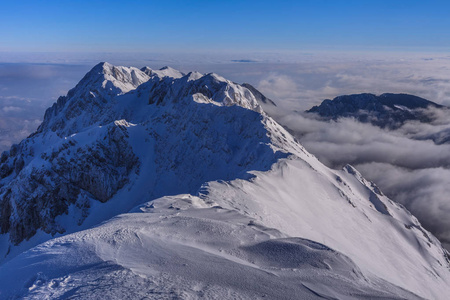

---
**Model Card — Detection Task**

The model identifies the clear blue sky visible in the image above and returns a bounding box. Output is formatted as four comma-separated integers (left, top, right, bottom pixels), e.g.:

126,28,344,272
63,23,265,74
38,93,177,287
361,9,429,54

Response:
1,0,450,53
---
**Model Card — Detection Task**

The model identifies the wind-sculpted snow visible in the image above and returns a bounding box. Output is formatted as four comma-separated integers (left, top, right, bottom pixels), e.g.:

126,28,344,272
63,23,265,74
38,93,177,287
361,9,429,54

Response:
0,63,449,299
202,158,450,299
0,195,424,299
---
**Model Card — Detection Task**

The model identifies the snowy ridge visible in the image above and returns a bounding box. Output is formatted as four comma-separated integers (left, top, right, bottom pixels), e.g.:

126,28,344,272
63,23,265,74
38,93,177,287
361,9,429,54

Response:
0,63,449,299
0,193,424,299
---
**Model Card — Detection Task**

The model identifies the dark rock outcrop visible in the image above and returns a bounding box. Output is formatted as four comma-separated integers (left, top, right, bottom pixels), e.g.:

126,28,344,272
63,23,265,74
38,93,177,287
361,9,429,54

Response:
308,93,445,129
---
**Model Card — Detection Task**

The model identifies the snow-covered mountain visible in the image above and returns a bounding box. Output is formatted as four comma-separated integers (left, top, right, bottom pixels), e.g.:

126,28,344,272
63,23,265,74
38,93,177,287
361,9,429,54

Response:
307,93,445,129
0,63,449,299
307,93,450,145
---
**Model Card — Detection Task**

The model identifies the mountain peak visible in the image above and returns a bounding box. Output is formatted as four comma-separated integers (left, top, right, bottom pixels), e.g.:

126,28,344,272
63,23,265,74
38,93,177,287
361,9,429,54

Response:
37,63,272,137
307,93,446,128
185,71,204,81
151,66,185,79
76,61,150,95
92,61,112,71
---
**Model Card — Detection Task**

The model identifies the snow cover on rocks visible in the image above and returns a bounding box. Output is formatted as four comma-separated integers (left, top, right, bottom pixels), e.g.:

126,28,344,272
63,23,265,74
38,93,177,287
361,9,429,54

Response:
0,62,289,253
0,63,449,299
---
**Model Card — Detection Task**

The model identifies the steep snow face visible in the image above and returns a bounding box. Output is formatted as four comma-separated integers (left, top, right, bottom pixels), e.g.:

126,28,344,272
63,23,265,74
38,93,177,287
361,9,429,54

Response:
0,63,449,299
202,158,450,299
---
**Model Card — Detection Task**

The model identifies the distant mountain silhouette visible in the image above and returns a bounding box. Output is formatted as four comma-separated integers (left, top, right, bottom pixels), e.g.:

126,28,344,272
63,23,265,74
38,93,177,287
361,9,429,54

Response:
308,93,445,129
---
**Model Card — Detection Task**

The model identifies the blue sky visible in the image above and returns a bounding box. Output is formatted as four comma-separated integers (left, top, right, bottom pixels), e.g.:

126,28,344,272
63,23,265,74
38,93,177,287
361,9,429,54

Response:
1,0,450,53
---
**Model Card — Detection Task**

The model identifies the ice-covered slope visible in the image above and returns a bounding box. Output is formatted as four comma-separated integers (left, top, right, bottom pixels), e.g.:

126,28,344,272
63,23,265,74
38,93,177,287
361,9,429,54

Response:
0,63,449,299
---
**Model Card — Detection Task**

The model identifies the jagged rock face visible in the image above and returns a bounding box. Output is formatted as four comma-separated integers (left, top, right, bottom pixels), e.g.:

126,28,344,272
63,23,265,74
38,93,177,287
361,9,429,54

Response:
0,121,139,244
0,62,292,246
48,123,139,203
308,93,445,129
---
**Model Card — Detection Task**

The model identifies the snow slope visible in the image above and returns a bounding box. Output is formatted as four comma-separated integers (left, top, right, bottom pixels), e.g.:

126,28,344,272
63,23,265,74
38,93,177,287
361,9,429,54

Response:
0,193,423,299
0,63,449,299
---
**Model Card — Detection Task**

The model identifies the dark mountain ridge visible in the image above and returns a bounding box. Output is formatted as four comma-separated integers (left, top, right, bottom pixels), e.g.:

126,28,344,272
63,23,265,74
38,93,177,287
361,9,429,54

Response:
308,93,446,129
